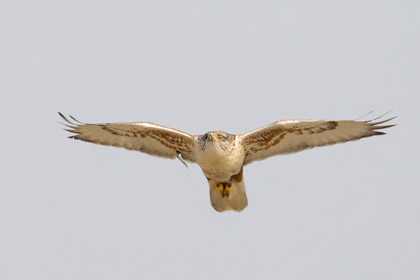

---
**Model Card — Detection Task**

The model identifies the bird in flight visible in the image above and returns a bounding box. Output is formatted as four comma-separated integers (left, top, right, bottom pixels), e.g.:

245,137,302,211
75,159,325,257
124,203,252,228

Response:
59,112,395,212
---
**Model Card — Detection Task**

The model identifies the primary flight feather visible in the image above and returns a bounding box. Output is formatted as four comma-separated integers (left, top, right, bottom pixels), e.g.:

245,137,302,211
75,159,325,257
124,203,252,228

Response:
59,112,395,212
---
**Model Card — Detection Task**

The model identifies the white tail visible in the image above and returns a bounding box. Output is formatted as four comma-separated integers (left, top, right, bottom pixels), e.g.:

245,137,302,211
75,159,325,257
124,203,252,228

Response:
208,179,248,212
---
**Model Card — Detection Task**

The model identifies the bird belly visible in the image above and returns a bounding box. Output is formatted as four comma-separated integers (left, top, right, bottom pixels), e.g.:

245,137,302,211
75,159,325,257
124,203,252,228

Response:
197,150,244,181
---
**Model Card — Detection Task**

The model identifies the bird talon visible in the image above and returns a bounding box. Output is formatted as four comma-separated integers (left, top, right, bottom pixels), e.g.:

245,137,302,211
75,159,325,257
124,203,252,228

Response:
216,183,232,198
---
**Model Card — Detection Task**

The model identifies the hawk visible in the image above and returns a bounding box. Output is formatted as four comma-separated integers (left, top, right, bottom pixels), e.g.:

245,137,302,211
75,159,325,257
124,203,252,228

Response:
59,112,395,212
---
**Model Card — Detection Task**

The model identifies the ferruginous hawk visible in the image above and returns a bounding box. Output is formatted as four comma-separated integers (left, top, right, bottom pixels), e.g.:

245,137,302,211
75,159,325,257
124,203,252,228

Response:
59,112,395,212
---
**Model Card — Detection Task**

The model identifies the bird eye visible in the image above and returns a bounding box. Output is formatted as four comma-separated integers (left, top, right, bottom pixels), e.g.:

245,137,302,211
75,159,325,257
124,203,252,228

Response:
217,134,224,140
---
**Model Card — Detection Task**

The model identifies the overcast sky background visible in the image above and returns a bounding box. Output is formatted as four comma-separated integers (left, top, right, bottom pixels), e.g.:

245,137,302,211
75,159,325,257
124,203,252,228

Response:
1,1,419,279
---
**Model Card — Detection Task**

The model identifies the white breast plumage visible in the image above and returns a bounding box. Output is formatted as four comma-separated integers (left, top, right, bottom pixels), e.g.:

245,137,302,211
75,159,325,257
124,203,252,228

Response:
194,136,244,181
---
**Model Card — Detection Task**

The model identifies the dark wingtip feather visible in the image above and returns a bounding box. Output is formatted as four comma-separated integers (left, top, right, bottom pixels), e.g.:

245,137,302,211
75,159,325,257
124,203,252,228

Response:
371,109,394,121
368,114,396,136
58,121,77,129
59,112,85,140
58,112,78,125
355,110,374,121
69,114,85,125
373,124,396,130
370,116,397,125
373,131,387,136
64,129,78,133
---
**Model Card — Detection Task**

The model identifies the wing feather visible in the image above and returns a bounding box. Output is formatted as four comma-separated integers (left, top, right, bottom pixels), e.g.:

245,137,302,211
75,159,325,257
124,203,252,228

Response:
59,112,196,163
240,116,395,165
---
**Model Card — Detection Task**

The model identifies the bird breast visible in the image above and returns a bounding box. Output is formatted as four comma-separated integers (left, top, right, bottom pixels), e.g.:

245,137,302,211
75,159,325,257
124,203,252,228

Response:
194,137,245,181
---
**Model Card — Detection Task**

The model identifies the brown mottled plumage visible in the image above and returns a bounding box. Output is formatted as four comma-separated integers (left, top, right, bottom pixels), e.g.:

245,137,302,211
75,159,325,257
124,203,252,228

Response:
59,112,395,212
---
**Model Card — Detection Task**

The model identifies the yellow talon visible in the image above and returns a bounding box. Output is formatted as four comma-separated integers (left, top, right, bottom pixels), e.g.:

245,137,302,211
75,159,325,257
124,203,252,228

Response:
216,183,224,194
224,184,232,197
216,183,232,198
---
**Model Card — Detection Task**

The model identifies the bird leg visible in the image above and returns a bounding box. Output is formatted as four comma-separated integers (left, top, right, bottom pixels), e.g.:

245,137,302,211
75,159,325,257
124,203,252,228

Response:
216,182,232,198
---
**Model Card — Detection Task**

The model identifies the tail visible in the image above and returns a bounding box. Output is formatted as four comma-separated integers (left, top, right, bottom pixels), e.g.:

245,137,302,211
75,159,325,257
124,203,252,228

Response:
209,179,248,212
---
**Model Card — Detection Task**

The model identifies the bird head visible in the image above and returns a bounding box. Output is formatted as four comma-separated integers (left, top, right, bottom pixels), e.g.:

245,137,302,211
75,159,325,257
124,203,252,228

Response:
200,131,235,152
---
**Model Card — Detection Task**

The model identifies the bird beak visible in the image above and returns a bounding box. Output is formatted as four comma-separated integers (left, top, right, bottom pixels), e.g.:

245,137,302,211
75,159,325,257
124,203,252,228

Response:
209,132,220,142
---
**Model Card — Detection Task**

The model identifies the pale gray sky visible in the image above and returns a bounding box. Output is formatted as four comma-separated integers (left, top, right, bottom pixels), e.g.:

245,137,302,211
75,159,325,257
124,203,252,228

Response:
1,1,419,279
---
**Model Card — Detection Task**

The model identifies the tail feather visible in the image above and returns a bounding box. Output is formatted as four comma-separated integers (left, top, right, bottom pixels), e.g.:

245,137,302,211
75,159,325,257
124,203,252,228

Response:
209,179,248,212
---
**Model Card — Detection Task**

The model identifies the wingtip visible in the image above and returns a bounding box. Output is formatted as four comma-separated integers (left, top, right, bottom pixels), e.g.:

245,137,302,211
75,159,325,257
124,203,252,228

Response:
373,124,396,130
373,131,387,136
69,114,84,124
355,110,374,121
58,112,86,126
58,112,74,125
371,109,394,121
369,116,397,125
64,128,78,133
368,114,396,136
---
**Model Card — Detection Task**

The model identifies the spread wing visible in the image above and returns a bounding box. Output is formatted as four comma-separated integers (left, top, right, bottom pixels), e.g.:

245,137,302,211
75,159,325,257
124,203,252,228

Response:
240,116,395,165
59,112,196,164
